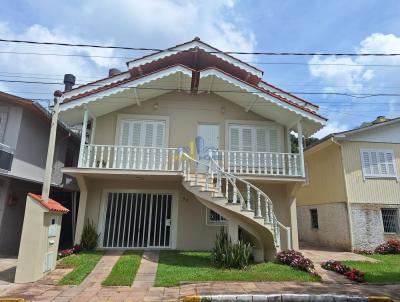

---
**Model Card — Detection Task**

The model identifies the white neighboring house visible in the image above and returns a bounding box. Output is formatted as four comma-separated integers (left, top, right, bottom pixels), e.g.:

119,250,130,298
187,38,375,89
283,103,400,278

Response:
297,116,400,251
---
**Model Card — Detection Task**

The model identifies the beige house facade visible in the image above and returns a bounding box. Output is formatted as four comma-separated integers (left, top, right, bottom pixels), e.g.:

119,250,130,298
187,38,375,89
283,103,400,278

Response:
297,117,400,250
58,38,326,260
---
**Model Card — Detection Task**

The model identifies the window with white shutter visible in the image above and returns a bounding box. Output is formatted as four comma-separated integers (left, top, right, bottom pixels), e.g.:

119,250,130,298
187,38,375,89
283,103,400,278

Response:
360,149,398,179
228,124,281,153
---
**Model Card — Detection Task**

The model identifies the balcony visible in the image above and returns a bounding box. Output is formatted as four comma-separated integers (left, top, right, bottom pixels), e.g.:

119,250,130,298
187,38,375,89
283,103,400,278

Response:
78,144,304,178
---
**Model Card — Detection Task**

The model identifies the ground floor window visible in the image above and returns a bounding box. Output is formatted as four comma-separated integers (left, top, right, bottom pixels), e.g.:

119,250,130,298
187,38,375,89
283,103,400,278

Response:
381,208,399,233
310,208,318,229
206,208,226,225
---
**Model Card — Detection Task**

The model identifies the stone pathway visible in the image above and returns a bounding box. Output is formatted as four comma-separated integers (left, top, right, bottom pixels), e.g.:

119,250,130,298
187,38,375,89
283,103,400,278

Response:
131,250,160,300
301,245,377,283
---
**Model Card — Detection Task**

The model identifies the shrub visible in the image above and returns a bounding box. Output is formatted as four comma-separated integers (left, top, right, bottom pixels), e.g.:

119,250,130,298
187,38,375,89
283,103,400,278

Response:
211,228,251,269
375,239,400,254
344,269,365,282
80,220,100,251
353,249,374,255
58,245,82,259
276,250,316,274
321,260,364,282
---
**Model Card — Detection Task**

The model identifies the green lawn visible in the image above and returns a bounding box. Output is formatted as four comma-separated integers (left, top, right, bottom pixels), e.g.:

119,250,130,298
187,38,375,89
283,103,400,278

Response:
342,254,400,284
155,251,320,287
57,251,104,285
102,250,143,286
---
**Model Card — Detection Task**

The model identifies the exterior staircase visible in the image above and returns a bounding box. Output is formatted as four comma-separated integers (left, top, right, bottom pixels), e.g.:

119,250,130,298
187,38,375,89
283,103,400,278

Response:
180,152,291,261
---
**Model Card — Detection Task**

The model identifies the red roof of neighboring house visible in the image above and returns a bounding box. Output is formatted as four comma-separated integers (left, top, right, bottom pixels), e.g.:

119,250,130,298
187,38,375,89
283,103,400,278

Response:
28,193,69,213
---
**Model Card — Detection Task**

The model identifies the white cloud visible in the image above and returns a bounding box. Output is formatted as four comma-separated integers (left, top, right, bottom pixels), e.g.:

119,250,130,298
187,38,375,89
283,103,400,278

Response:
308,33,400,131
0,0,256,97
313,121,348,139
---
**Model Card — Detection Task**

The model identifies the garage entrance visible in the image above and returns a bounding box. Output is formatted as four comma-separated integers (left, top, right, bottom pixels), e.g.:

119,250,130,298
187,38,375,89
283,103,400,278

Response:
102,192,172,248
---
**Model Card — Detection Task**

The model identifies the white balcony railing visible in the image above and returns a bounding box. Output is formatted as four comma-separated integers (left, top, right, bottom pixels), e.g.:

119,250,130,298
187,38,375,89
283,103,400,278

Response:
78,144,304,177
211,150,303,177
79,144,181,171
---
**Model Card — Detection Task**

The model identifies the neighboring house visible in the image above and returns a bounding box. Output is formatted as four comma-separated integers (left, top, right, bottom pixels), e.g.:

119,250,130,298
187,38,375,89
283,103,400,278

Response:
297,116,400,251
58,38,326,261
0,92,80,254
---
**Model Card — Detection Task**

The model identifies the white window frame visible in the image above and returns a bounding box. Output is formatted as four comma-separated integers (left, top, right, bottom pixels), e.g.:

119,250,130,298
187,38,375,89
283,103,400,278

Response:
205,208,227,226
360,148,398,180
115,114,170,147
381,208,399,234
225,120,284,153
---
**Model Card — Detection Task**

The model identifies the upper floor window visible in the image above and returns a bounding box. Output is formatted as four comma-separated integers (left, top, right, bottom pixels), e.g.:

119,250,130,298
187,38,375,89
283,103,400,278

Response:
360,149,397,179
229,124,281,153
119,119,166,148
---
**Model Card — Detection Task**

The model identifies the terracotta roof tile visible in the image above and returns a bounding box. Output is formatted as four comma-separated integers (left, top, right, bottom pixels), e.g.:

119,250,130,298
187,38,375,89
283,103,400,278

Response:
28,193,69,213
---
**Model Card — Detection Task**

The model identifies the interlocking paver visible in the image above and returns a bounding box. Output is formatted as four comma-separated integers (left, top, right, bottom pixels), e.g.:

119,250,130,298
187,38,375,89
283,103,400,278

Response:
131,250,159,289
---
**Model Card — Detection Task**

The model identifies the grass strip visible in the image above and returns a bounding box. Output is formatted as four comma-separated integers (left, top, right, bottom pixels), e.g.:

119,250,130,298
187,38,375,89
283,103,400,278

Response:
155,251,320,287
57,251,104,285
342,254,400,284
102,250,143,286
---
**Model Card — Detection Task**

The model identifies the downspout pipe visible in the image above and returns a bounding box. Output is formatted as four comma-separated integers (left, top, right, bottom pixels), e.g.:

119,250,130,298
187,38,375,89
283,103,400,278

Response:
331,137,354,251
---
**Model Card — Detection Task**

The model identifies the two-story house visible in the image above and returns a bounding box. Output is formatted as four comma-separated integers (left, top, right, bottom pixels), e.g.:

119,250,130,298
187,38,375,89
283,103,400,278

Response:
0,92,80,254
59,38,326,261
297,116,400,251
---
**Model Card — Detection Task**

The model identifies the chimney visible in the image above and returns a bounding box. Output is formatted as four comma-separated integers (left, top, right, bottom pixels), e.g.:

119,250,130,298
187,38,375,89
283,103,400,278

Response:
63,74,76,92
109,68,121,77
372,116,387,124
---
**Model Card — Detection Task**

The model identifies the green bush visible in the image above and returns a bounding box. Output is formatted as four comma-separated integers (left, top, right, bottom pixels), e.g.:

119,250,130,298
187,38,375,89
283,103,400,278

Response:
80,220,100,250
211,228,251,269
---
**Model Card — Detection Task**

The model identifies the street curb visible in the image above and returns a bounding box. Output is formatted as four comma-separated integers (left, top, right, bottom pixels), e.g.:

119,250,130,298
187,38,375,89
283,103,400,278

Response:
182,294,397,301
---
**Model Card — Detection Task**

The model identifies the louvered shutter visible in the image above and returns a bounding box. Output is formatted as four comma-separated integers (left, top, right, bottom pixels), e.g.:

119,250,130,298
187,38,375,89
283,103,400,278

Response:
144,123,154,147
268,128,280,152
361,150,371,175
230,127,240,151
361,149,397,178
256,128,267,152
154,123,165,148
119,121,131,145
242,127,253,152
386,151,396,176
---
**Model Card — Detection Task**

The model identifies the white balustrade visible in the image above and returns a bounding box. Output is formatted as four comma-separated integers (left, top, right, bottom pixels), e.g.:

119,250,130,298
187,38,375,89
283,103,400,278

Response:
79,144,182,171
211,150,303,177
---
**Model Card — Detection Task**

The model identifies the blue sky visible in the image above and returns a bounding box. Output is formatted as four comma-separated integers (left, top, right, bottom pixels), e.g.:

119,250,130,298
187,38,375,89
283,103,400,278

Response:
0,0,399,137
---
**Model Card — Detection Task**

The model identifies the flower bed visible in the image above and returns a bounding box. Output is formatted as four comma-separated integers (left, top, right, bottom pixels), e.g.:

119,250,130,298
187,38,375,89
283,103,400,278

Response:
321,260,364,282
58,245,82,259
375,239,400,254
276,250,318,276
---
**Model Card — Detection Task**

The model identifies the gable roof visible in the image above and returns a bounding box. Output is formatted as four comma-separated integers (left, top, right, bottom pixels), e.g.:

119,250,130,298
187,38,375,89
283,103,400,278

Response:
28,193,69,213
126,37,263,77
306,116,400,152
0,91,79,141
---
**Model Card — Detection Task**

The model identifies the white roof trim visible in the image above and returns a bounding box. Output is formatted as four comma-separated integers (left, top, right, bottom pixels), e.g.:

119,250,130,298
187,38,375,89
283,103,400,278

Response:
200,68,326,125
63,71,131,100
60,65,193,112
334,117,400,138
257,82,319,112
127,40,263,78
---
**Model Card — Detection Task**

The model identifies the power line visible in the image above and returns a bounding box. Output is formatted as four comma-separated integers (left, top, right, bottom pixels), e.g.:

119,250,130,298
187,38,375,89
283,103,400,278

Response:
2,78,400,99
1,38,400,56
1,50,400,68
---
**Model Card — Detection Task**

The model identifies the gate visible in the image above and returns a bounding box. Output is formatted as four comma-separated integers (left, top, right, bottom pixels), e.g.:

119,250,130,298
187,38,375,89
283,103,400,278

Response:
102,192,172,248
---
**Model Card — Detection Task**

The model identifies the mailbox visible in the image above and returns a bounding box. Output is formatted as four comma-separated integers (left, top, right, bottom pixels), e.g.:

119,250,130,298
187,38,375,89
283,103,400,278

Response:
15,193,68,283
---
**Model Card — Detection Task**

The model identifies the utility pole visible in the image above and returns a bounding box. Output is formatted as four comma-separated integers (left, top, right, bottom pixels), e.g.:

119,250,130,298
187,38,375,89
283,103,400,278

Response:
41,90,63,202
